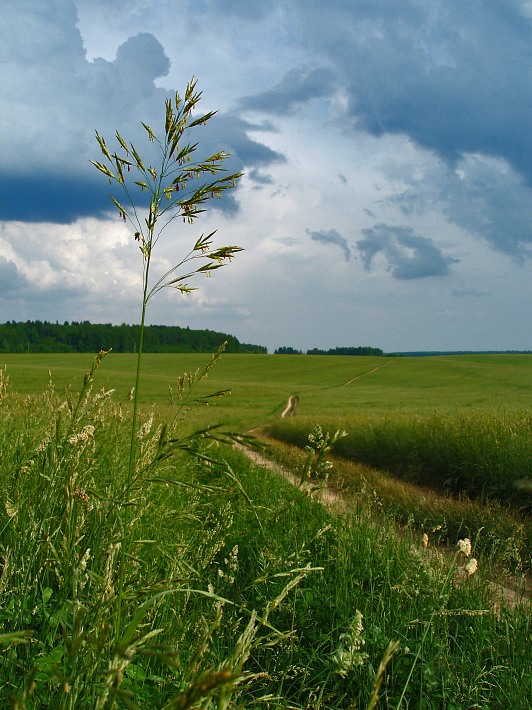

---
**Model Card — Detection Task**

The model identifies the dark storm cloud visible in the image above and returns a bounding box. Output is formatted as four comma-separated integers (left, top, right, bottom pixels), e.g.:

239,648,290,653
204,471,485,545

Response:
388,153,532,260
357,224,459,279
0,175,118,224
211,115,285,167
238,66,336,115
439,156,532,260
1,0,285,223
297,0,532,184
308,228,351,262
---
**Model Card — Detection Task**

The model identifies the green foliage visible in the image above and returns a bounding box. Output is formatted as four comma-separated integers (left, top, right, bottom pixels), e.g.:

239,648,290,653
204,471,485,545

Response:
0,363,310,708
0,358,530,707
273,346,302,354
0,321,266,354
307,346,384,356
267,410,532,508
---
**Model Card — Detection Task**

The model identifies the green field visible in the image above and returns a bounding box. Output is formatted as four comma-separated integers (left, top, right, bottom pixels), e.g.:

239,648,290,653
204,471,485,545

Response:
1,352,531,708
2,352,531,428
3,351,531,505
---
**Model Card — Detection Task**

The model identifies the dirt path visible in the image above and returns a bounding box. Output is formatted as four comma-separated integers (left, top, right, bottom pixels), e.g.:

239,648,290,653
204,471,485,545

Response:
341,358,394,387
235,438,531,611
235,442,347,510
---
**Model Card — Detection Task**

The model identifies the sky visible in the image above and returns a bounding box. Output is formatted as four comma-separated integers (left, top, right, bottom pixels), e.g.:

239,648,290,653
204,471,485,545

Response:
1,0,532,353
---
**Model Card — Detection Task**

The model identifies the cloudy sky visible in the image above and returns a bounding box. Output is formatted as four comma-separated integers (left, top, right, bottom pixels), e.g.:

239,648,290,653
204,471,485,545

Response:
2,0,532,353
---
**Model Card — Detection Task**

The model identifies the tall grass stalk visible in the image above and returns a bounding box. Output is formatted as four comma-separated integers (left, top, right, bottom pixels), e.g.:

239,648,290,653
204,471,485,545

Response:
91,78,242,637
395,538,478,709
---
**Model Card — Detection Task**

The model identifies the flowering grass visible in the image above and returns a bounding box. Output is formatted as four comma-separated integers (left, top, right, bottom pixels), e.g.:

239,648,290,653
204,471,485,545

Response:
261,419,532,574
0,365,530,708
266,409,532,505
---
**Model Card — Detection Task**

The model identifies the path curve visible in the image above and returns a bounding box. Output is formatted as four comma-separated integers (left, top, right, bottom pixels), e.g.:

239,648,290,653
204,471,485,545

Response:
234,438,530,611
341,358,394,387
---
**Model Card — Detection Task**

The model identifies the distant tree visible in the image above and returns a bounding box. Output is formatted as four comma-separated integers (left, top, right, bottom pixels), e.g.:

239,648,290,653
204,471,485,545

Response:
0,321,265,354
307,345,383,356
274,346,302,354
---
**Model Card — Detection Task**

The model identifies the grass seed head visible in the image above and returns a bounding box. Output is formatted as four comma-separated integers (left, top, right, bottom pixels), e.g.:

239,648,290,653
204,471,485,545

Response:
333,610,368,677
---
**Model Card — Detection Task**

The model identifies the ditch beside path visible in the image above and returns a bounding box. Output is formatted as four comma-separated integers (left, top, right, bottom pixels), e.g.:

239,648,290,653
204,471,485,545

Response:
234,437,531,612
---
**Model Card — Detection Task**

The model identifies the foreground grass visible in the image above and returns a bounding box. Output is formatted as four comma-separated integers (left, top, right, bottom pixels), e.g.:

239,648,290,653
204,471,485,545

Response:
264,409,532,572
0,363,530,708
256,429,531,575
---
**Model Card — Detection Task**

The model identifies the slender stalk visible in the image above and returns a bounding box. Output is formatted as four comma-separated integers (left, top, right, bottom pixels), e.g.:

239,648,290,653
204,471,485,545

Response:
115,242,152,640
395,550,462,709
91,79,243,643
127,263,151,493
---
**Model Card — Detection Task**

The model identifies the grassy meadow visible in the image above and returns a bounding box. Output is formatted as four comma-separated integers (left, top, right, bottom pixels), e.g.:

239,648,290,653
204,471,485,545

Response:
2,351,532,426
0,352,530,708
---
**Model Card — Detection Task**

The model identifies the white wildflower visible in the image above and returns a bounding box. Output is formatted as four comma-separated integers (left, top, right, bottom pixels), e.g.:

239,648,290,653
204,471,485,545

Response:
228,545,239,571
307,425,323,445
5,500,17,518
457,538,472,557
93,388,115,403
137,415,154,439
464,558,478,576
80,548,91,571
36,438,49,454
0,365,9,399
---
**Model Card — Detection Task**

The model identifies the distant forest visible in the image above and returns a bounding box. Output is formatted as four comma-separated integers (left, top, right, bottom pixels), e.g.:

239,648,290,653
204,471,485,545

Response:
0,321,267,354
275,346,384,356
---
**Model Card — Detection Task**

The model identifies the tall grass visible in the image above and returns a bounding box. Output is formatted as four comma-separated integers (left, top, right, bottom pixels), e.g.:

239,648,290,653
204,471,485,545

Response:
266,409,532,506
1,365,530,707
265,412,532,572
0,359,309,707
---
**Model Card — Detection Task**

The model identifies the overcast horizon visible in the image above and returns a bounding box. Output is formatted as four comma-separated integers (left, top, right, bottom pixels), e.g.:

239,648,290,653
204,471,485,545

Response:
2,1,532,354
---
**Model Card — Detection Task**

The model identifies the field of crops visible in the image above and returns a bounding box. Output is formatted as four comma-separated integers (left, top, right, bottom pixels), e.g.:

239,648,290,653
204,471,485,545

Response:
2,351,531,425
0,352,530,708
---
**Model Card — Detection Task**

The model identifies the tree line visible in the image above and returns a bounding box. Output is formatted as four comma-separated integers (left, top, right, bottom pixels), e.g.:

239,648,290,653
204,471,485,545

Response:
0,321,267,354
275,346,384,356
